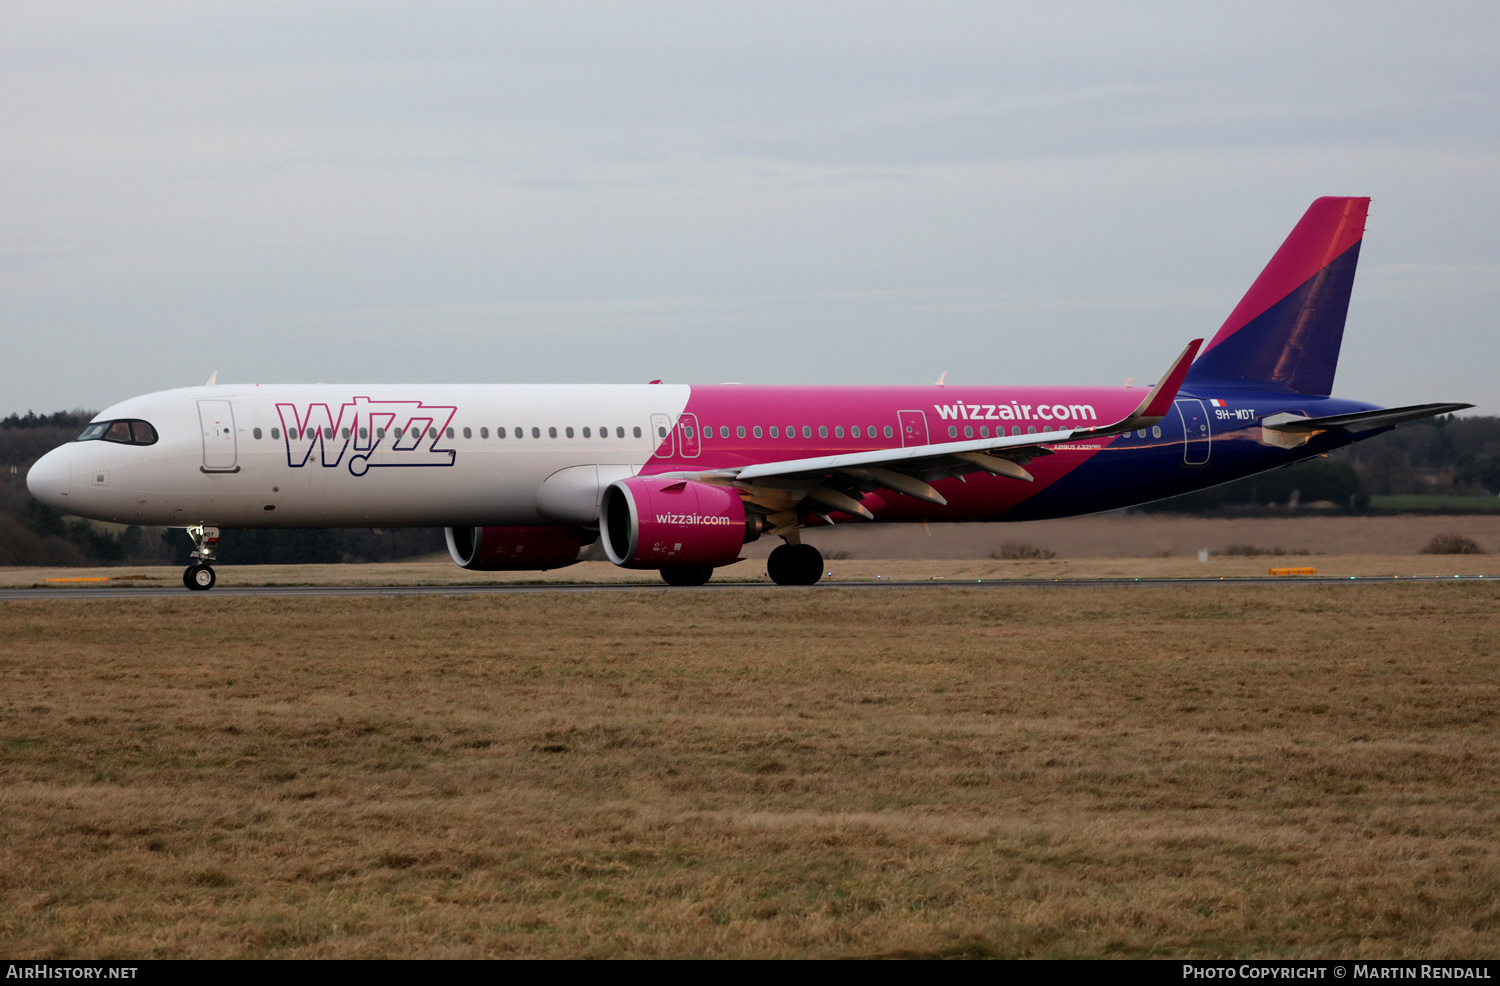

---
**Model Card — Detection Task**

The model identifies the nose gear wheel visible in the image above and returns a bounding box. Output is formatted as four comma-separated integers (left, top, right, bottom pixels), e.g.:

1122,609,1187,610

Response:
184,563,216,591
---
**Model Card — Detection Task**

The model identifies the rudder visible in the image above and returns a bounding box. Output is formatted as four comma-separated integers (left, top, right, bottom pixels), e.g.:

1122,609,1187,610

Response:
1185,196,1369,396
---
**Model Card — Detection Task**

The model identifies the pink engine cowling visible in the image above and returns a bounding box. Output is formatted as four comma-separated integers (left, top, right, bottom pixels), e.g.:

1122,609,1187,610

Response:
445,525,588,571
600,477,754,569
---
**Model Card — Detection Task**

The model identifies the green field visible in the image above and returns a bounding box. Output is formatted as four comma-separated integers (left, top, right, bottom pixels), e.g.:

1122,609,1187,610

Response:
1369,496,1500,513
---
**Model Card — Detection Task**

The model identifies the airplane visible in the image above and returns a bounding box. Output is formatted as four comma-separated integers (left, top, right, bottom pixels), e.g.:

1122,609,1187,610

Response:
25,196,1471,590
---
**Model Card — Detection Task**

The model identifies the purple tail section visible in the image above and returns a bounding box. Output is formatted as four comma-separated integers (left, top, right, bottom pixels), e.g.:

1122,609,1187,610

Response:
1186,197,1369,396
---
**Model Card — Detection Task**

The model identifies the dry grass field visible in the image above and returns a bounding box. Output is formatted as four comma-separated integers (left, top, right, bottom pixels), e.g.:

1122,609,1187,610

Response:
2,583,1499,958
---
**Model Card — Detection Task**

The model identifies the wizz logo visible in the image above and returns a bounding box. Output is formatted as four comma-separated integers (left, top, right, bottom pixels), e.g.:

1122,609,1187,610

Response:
275,398,458,476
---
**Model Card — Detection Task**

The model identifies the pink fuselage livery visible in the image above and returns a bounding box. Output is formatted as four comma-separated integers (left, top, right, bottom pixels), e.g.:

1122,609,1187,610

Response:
23,380,1375,531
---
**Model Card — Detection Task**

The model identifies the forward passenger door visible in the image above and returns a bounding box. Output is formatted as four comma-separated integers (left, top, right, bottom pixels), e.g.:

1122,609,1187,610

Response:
198,400,239,472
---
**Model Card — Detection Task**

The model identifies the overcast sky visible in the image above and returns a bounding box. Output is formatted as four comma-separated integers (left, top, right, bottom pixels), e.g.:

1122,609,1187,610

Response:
3,1,1496,417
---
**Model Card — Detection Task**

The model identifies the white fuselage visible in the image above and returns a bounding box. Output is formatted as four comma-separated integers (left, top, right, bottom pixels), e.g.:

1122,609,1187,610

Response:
29,384,691,529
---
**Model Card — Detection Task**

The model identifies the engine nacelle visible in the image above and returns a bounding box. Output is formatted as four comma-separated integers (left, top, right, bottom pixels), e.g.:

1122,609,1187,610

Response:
600,477,758,569
445,525,589,571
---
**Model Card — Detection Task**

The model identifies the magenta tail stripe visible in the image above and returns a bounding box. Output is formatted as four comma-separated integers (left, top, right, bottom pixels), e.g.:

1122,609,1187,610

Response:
1203,197,1369,353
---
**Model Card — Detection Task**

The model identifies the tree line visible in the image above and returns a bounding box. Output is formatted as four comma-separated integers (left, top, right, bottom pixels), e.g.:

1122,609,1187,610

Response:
2,408,1497,566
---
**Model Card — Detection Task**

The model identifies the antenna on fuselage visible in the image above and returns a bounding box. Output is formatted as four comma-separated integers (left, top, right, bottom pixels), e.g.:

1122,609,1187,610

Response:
935,371,947,386
205,370,218,386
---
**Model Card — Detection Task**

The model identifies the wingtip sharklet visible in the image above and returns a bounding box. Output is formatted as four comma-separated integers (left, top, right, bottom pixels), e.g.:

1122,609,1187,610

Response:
1133,338,1202,422
1065,338,1202,440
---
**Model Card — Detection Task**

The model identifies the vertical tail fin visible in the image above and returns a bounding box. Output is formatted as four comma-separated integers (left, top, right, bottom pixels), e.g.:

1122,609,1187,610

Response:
1185,196,1369,396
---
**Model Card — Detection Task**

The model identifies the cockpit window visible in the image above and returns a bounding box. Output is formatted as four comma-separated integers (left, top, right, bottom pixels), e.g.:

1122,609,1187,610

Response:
76,419,159,446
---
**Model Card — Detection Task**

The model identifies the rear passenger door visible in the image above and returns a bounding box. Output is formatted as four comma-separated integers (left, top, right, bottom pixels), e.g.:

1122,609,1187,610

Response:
1176,399,1211,466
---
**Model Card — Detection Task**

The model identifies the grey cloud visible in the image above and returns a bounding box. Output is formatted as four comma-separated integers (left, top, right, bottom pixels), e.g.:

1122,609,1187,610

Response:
1,1,1496,416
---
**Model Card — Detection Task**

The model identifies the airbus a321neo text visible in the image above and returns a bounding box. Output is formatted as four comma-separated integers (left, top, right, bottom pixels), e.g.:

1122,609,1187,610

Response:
27,198,1471,589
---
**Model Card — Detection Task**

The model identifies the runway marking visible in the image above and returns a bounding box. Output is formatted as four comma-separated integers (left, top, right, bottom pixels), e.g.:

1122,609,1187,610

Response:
1,574,1493,600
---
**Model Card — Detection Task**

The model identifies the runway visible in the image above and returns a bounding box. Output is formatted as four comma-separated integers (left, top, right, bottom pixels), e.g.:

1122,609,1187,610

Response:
1,574,1492,600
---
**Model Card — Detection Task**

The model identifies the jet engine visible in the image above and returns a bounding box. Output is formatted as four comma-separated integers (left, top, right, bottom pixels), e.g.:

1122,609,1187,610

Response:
600,477,761,569
445,525,590,571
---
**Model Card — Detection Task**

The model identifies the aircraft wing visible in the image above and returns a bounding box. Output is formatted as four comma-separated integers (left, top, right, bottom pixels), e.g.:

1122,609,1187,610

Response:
1262,402,1473,434
662,340,1202,524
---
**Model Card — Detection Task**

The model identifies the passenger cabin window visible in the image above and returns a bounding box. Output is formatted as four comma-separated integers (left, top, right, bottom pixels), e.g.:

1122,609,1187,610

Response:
948,426,958,438
273,427,283,439
462,427,471,439
720,426,729,439
850,426,859,438
883,425,893,439
752,426,762,438
359,427,368,439
548,426,558,438
253,427,263,439
769,426,779,438
802,426,812,439
633,426,642,438
818,426,828,439
532,427,540,439
583,427,591,438
617,426,625,438
341,427,350,439
565,427,574,438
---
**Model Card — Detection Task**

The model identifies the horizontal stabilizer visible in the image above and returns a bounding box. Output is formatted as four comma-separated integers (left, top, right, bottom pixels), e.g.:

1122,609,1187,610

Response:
1263,402,1473,434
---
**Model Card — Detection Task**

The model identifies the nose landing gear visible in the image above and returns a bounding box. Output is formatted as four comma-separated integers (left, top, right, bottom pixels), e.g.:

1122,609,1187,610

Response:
182,525,220,591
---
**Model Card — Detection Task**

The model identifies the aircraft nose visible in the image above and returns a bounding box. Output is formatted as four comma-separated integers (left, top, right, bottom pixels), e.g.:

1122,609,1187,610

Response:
27,449,72,509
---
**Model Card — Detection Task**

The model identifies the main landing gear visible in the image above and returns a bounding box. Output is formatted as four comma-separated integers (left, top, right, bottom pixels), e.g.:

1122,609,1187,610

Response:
660,565,714,586
182,524,220,591
767,543,824,586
